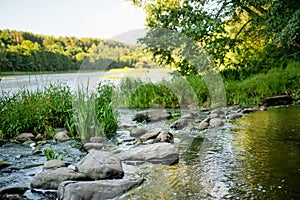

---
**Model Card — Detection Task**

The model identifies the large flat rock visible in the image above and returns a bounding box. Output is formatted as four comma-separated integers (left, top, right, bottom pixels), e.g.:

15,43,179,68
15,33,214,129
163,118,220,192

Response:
57,178,144,200
116,143,179,165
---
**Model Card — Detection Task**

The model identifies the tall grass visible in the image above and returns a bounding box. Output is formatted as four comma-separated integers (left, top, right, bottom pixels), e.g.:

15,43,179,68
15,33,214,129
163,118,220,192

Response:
0,84,73,139
225,61,300,105
0,62,298,139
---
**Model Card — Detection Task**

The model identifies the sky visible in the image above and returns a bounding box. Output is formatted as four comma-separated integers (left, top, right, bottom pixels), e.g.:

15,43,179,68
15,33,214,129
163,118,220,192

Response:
0,0,146,40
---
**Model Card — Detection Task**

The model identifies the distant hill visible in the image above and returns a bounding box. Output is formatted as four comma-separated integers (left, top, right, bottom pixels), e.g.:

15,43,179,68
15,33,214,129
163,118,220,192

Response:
0,29,155,72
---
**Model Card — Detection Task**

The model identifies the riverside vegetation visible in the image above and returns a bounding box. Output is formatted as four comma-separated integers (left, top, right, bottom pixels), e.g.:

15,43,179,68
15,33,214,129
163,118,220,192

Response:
0,61,299,140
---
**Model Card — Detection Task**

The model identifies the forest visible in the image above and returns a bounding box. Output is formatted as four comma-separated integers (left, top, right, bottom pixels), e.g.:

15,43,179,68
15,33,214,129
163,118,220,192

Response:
0,29,154,72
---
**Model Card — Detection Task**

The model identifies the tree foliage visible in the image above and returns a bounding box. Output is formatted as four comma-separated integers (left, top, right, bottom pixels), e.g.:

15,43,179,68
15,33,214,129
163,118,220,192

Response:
130,0,300,77
0,29,155,72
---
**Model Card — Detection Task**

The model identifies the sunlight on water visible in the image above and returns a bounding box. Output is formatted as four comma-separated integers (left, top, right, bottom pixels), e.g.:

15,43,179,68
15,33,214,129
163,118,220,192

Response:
119,106,300,199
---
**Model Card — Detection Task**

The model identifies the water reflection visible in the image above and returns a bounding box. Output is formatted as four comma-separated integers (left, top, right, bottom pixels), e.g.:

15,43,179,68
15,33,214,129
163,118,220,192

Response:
120,106,300,199
233,106,300,199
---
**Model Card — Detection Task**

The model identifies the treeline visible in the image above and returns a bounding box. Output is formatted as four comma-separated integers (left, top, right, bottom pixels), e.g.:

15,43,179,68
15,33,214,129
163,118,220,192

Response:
0,29,154,72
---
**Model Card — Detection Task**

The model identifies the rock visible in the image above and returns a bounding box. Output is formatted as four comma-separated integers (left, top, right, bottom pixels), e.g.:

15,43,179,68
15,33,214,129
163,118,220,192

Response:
154,131,174,144
77,150,124,180
260,95,293,107
116,143,179,165
30,167,88,190
242,107,258,114
54,131,70,142
89,136,105,143
227,114,243,120
0,187,29,200
198,121,209,130
0,160,10,169
82,143,104,151
15,133,35,142
130,127,148,137
181,112,197,119
170,118,189,130
132,109,172,122
209,118,225,127
35,134,43,141
210,108,225,116
140,130,161,141
0,139,8,146
43,159,68,170
259,106,267,111
57,178,144,200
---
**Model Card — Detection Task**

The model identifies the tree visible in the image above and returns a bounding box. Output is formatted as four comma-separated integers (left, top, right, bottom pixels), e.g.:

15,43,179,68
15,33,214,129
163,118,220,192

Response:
130,0,300,76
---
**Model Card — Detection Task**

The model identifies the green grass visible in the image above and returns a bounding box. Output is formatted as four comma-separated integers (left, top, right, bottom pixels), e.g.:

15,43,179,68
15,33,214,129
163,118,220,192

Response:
0,62,299,140
0,83,118,140
0,84,74,139
225,61,300,105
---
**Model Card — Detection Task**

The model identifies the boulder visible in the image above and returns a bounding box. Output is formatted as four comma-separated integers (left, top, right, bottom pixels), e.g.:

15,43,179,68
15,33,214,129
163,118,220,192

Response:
43,159,68,170
209,118,225,127
89,136,105,143
54,131,70,142
15,133,35,142
227,114,243,120
0,187,29,200
198,121,209,130
130,127,148,137
181,112,197,119
241,107,258,114
30,167,88,190
57,178,144,200
170,118,189,130
154,131,174,144
140,130,161,142
35,133,43,141
132,109,172,122
77,150,124,180
82,143,104,151
260,95,293,107
116,143,179,165
0,160,10,169
210,108,225,116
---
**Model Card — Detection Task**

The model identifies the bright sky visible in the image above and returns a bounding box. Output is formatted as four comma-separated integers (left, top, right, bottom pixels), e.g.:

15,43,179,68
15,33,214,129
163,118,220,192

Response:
0,0,146,40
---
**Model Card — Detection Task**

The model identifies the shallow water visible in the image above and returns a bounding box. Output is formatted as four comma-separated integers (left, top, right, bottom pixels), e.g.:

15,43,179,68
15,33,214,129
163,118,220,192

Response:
0,106,299,199
119,106,300,199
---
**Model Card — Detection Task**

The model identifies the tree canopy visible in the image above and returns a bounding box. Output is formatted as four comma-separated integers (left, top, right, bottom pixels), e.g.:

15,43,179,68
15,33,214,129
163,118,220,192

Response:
130,0,300,78
0,29,155,72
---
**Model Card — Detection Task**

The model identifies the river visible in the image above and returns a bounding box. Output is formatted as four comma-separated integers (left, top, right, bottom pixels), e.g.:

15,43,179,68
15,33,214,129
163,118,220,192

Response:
120,106,300,199
0,106,299,199
0,69,173,95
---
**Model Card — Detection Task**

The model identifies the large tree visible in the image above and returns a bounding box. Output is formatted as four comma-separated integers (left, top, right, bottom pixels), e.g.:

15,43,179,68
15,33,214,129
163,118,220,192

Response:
130,0,300,76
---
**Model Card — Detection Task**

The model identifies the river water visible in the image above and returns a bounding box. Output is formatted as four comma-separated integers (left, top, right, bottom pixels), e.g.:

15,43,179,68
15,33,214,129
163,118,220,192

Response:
1,106,299,199
0,69,173,95
1,71,299,199
120,106,300,199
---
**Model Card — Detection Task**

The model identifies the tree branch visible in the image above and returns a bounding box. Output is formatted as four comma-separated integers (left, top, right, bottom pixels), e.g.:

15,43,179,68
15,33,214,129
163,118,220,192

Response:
235,19,253,40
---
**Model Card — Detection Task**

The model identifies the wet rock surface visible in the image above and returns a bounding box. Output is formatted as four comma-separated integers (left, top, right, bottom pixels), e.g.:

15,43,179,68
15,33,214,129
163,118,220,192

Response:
260,95,293,107
77,150,124,180
116,142,179,165
57,178,144,200
30,167,88,190
132,109,172,122
2,104,297,199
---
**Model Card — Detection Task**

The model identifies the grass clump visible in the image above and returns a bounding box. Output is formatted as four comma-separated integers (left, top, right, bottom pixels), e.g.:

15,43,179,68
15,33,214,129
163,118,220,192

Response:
0,84,73,139
225,61,300,105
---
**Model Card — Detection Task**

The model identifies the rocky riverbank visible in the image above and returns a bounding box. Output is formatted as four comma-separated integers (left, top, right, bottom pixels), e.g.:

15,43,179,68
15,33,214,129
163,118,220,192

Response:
0,95,299,199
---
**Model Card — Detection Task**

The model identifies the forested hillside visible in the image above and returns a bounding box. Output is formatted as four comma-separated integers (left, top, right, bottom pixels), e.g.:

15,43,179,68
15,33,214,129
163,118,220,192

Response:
0,29,154,72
